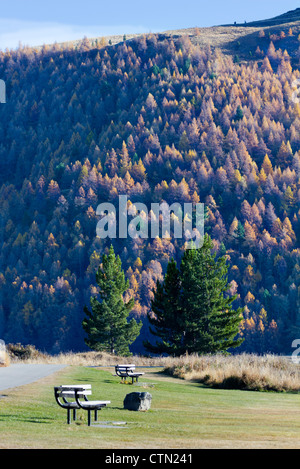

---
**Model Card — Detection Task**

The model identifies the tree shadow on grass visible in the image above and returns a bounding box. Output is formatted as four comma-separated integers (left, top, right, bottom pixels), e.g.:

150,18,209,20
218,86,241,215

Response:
0,414,54,424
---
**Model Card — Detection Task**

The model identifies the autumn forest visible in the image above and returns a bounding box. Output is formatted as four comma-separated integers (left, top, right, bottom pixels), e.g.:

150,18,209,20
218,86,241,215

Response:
0,31,299,355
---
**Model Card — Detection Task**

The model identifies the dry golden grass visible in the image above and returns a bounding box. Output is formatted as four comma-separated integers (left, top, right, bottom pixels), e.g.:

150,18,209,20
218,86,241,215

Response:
163,353,300,392
8,349,170,367
8,347,300,392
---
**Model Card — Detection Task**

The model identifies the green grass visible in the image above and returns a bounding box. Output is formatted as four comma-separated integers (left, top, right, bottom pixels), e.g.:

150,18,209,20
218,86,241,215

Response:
0,365,300,449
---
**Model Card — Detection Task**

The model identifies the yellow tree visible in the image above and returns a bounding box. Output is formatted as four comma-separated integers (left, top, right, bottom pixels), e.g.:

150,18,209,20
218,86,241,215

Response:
262,154,273,175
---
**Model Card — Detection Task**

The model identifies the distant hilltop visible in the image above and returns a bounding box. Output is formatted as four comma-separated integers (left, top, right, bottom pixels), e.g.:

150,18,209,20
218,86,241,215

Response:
223,7,300,27
9,8,300,65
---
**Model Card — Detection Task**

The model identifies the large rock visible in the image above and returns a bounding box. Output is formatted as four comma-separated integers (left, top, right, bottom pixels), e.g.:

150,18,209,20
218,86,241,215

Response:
123,392,152,411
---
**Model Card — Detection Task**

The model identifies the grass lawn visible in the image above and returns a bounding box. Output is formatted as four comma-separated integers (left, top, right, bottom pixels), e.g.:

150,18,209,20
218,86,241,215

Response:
0,365,299,449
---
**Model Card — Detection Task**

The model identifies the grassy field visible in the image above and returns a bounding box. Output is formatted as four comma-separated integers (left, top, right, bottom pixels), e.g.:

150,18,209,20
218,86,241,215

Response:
0,365,299,449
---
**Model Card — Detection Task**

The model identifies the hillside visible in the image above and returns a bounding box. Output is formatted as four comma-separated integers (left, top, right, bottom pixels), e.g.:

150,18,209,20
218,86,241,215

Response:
164,8,300,62
31,9,300,64
228,7,300,27
36,8,300,65
0,13,299,355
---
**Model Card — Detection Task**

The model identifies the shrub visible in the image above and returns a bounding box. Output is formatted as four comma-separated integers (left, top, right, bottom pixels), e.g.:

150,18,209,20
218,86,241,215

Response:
7,343,47,361
163,353,300,392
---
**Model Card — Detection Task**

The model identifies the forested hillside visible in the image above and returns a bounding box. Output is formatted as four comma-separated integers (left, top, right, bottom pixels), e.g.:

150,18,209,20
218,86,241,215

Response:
0,32,299,354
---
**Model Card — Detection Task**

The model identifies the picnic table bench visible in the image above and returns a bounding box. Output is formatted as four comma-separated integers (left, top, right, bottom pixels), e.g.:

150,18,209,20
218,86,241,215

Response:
115,364,144,384
54,384,110,426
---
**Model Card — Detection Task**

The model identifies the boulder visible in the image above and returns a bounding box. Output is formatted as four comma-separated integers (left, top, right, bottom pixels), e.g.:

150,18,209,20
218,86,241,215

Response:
123,392,152,411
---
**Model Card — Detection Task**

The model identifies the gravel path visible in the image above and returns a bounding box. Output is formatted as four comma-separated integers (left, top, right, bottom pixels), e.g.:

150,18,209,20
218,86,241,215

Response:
0,364,66,391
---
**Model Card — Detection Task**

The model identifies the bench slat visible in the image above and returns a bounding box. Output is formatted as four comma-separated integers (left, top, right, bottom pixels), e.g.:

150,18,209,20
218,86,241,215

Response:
57,385,91,390
55,384,92,397
117,364,135,367
77,400,111,407
57,391,92,397
116,368,133,371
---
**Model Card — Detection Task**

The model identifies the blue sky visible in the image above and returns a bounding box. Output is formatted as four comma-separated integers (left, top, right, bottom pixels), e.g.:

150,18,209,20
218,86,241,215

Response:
0,0,299,50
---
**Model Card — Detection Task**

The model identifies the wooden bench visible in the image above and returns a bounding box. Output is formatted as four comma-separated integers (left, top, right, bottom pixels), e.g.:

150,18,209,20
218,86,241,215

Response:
115,364,144,384
54,384,111,426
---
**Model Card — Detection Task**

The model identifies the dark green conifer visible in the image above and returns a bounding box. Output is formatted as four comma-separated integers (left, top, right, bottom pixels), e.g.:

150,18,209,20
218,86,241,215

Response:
145,235,244,355
82,245,141,355
144,258,183,355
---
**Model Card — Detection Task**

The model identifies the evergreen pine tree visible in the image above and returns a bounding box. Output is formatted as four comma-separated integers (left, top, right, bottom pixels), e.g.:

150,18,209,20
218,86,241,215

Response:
82,245,141,355
144,258,183,355
145,235,244,355
235,105,244,121
179,235,244,354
